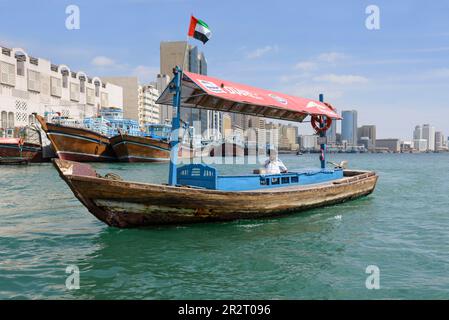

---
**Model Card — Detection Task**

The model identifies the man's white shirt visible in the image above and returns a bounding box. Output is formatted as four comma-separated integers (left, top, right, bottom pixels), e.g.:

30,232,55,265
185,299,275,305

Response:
264,159,287,174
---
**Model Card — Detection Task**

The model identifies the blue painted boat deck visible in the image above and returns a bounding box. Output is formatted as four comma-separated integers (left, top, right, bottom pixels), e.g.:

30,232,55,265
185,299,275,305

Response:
177,164,343,191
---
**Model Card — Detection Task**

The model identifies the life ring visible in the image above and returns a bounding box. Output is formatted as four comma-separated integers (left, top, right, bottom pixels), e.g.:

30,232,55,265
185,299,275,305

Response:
311,115,332,133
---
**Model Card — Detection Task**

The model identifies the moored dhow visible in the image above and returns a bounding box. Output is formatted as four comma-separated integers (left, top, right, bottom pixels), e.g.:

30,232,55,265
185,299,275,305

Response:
52,68,378,228
0,138,43,164
110,134,194,162
110,134,171,162
36,114,116,162
110,123,194,162
0,125,50,164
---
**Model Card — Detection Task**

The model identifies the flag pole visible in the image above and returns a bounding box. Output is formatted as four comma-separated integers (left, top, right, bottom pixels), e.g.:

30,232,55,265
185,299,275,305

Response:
182,15,192,72
168,16,191,185
319,93,327,169
168,66,182,186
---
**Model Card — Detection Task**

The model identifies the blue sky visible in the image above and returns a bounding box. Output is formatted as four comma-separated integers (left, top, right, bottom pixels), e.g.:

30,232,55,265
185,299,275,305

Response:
1,0,448,139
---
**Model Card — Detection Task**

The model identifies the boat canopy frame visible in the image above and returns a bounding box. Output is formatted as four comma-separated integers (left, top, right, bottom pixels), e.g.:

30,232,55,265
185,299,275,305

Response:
157,67,341,186
156,70,341,122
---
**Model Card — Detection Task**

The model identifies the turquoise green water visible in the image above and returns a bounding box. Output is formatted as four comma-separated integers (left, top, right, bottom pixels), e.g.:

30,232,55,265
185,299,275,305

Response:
1,153,449,299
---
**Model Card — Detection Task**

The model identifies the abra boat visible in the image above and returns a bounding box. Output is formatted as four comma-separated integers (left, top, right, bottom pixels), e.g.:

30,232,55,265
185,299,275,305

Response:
52,68,378,228
36,114,116,162
53,159,377,227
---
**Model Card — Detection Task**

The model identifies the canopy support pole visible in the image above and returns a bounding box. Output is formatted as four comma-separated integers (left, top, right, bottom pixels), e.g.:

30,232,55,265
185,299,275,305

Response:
168,67,182,186
319,93,326,169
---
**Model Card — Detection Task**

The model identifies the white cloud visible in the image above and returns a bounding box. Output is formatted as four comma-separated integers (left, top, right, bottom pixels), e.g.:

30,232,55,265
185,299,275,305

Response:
91,56,115,67
317,52,347,63
294,61,317,71
428,68,449,78
292,52,347,74
247,45,279,59
288,84,344,100
313,73,368,85
132,65,159,83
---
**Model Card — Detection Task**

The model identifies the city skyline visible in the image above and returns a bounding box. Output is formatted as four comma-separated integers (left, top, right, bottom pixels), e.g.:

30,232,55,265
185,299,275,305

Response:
0,39,446,148
0,0,448,139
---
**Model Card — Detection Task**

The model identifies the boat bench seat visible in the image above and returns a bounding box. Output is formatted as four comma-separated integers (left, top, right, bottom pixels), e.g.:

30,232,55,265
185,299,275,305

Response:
177,164,344,191
177,164,217,189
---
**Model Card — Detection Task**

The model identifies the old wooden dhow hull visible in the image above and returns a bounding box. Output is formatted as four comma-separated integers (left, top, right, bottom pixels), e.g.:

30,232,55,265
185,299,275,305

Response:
0,140,44,163
110,134,194,162
203,142,245,157
53,159,378,228
110,134,171,162
36,115,116,162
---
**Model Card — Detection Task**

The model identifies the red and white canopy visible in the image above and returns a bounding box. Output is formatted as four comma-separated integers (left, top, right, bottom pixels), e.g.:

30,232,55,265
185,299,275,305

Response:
157,71,341,122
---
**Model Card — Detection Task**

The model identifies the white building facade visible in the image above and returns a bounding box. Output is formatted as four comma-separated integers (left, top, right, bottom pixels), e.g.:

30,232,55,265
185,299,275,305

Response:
413,139,427,152
138,84,160,127
435,131,445,151
0,46,123,136
422,124,435,151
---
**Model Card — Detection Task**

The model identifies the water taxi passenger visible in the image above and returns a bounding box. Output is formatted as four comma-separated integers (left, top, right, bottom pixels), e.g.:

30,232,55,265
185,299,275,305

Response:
264,149,288,174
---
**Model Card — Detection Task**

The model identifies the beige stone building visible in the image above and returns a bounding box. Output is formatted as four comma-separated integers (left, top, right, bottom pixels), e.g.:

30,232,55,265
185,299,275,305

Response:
101,77,139,121
102,77,161,128
279,124,299,151
375,139,401,153
0,45,123,136
138,84,160,126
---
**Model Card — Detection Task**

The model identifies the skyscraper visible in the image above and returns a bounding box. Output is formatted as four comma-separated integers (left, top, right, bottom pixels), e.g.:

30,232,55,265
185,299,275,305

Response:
156,74,171,124
198,52,207,75
358,125,377,149
341,110,358,146
160,41,190,76
160,41,217,139
188,46,199,74
435,131,444,150
422,124,435,151
413,125,422,140
326,119,337,145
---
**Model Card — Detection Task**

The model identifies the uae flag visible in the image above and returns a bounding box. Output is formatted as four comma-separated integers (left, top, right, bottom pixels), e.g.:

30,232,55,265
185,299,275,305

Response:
188,16,212,44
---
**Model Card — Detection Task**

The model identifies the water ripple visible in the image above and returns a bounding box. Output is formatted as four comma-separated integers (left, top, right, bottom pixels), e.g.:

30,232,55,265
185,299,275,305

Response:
1,154,449,299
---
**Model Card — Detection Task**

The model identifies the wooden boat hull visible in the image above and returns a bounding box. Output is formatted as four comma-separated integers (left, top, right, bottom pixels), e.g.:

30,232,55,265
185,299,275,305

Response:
36,115,116,162
53,159,378,228
110,134,170,162
206,142,245,157
0,142,44,163
110,134,194,162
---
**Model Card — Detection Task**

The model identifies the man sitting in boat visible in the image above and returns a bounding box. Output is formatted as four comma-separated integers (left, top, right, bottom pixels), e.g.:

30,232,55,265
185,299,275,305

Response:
263,149,288,174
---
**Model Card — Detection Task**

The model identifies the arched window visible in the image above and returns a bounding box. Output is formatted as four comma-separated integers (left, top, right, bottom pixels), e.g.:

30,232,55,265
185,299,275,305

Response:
94,80,100,97
1,111,7,129
79,76,86,93
62,73,68,88
7,112,15,128
61,68,70,89
15,51,26,76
